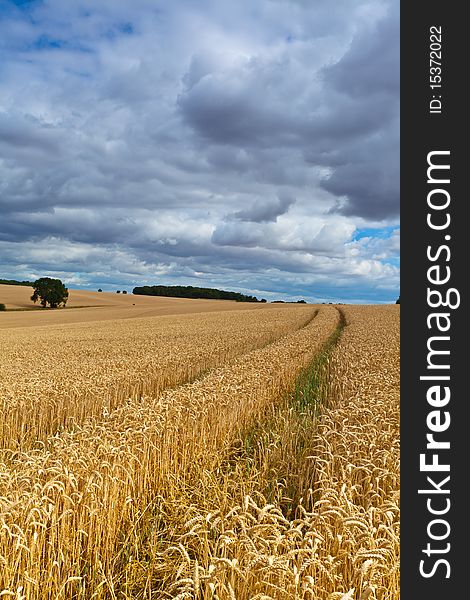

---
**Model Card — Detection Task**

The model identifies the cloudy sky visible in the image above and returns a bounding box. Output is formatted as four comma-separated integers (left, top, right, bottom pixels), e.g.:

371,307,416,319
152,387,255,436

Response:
0,0,399,303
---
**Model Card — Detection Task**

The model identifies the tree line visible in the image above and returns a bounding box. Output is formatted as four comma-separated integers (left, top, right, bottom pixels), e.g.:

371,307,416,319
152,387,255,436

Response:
0,278,33,286
133,285,265,302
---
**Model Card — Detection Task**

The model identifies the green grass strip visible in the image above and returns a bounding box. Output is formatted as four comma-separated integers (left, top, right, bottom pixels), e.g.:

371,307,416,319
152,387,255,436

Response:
291,307,346,416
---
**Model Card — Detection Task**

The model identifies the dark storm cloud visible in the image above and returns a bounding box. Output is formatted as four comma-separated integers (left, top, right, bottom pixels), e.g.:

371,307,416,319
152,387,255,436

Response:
178,1,399,220
0,114,58,152
325,4,399,99
178,52,311,150
318,2,399,218
231,195,295,223
322,125,399,219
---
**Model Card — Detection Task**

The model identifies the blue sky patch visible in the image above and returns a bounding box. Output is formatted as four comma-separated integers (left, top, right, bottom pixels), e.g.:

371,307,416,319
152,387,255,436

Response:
353,225,398,241
33,35,63,50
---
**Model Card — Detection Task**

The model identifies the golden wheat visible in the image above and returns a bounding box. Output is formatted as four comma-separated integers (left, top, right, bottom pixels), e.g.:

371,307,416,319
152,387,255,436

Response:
0,304,399,599
0,305,342,597
151,305,399,600
0,306,314,451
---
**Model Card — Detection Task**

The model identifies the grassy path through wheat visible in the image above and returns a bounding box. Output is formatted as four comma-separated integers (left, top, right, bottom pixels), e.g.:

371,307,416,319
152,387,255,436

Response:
154,305,399,600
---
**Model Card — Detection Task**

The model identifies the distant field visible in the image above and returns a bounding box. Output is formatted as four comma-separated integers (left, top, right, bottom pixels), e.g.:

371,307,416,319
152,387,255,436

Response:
0,284,279,329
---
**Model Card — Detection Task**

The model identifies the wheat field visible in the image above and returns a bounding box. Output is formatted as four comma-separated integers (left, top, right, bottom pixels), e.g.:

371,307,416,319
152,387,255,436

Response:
1,305,315,450
0,299,399,599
